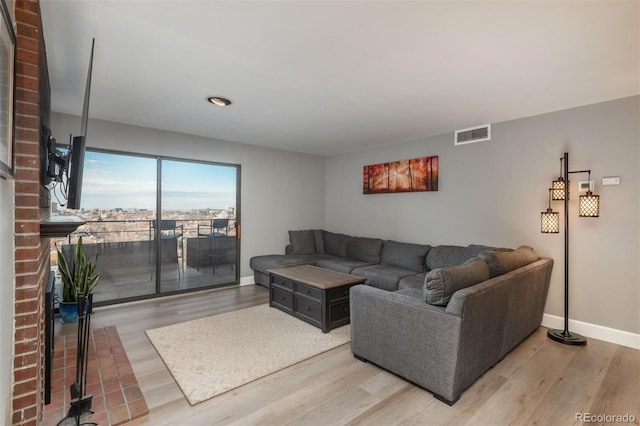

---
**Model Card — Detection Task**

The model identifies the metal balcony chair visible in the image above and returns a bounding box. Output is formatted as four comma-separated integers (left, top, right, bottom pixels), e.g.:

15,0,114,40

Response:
150,219,184,279
196,218,230,275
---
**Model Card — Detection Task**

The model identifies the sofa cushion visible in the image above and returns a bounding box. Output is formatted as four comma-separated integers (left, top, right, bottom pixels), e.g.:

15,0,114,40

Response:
347,237,384,263
315,258,375,274
323,231,352,257
426,244,510,270
398,273,427,291
351,264,419,291
249,254,329,274
424,257,490,306
312,229,325,254
288,230,317,255
479,246,538,278
393,287,424,300
381,240,430,272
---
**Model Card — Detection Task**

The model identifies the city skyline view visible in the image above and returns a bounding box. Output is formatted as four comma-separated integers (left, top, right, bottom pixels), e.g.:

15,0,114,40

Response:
70,151,238,210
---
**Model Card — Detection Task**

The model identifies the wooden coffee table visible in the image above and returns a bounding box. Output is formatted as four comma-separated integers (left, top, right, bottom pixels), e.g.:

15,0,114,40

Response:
268,265,366,333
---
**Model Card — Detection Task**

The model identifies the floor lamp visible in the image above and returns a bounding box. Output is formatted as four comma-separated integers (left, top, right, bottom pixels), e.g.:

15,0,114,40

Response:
540,152,599,346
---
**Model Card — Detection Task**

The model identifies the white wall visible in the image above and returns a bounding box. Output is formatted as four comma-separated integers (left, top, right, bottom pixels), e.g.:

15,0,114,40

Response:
50,112,326,278
325,96,639,335
0,176,15,425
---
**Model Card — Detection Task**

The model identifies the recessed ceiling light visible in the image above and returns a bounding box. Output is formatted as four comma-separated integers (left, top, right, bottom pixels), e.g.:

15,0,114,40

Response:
207,96,232,107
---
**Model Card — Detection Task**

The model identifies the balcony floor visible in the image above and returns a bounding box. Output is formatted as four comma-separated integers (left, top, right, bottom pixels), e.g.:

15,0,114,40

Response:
92,264,236,303
58,239,237,304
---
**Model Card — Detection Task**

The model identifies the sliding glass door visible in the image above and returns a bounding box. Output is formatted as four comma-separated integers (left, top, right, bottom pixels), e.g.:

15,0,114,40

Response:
52,149,240,306
55,150,158,304
159,159,239,293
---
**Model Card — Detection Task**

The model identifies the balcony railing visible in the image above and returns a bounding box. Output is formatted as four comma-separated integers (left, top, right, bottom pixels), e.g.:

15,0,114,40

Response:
51,217,238,305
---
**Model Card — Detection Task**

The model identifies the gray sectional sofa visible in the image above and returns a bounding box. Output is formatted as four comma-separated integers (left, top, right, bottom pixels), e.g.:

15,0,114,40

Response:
249,229,553,404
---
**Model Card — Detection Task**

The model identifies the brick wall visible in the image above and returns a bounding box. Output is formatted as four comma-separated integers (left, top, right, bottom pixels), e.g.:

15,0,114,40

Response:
12,0,50,424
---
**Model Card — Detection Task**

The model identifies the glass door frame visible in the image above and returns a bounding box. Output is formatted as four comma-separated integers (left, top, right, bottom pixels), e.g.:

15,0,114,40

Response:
73,147,241,307
156,156,241,297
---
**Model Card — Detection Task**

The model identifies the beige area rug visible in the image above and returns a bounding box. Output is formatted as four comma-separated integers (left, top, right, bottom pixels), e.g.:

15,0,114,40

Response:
145,304,351,405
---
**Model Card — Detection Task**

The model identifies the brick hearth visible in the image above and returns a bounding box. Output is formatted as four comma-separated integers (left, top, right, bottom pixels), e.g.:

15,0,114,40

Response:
42,326,148,426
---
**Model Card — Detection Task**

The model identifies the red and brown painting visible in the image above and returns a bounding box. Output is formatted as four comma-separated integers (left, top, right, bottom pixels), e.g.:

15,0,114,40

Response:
363,156,438,194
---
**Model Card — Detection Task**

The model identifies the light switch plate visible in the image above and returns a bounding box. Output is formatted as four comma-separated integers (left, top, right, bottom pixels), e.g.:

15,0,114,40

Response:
578,180,594,192
602,176,620,186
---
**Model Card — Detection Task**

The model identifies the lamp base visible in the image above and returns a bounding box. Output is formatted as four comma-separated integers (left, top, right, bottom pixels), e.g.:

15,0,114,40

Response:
547,329,587,346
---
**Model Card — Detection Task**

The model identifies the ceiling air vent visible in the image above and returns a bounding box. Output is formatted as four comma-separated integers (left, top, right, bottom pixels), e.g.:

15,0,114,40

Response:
454,124,491,146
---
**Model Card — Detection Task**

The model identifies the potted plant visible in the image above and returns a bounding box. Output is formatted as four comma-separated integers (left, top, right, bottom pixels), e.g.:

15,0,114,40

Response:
56,237,100,323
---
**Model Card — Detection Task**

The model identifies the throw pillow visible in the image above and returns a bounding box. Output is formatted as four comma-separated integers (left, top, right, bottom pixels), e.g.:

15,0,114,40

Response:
424,257,490,306
288,230,316,255
479,245,538,278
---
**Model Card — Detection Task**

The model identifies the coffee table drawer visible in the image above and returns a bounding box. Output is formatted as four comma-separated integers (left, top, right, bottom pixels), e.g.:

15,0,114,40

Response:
329,300,350,324
295,282,322,301
294,294,321,324
327,284,352,300
272,275,293,290
272,287,293,311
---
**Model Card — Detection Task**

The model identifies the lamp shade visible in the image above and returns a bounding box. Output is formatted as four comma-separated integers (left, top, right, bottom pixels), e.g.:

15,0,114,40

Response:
551,178,566,200
579,192,600,217
541,209,560,233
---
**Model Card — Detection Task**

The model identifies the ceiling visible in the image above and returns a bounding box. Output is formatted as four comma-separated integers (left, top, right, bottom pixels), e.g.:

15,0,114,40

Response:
40,1,639,157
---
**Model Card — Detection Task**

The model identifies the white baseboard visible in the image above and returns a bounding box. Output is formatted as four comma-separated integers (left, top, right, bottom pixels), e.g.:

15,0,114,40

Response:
238,283,639,348
542,314,640,349
240,276,255,286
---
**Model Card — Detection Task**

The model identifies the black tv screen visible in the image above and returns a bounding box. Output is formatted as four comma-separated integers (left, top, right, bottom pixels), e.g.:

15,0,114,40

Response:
65,39,94,210
66,135,86,209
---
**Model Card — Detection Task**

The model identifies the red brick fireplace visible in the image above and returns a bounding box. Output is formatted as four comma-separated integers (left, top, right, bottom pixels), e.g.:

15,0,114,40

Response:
12,0,53,424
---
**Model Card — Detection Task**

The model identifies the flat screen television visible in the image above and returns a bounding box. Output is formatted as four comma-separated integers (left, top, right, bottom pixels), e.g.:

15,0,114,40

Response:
66,38,95,210
65,134,86,209
42,39,95,210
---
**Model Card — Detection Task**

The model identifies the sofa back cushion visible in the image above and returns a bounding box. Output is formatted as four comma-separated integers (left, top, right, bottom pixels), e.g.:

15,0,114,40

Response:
479,245,538,278
424,257,490,306
288,230,317,255
426,244,510,270
381,240,430,272
323,231,352,257
312,229,325,254
347,237,384,263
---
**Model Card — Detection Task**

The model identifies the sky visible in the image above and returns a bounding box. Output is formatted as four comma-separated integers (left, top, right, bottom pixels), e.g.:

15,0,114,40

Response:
74,151,237,210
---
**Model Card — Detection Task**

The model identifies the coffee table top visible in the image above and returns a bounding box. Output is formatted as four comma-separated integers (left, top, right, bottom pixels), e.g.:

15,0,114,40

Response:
268,265,366,289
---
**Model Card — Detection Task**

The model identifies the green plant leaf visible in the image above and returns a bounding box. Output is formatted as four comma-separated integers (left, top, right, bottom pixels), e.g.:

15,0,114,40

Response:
55,236,100,303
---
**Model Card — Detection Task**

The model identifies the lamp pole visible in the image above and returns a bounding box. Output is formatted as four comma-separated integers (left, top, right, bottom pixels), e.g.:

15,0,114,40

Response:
547,152,587,345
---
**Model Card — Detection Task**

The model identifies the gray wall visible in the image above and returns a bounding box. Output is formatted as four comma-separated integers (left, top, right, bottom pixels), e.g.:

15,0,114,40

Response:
0,177,14,424
50,112,326,278
51,96,639,335
325,96,639,334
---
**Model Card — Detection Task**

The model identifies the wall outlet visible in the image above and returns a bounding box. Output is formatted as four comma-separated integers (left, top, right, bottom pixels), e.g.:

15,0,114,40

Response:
602,176,620,186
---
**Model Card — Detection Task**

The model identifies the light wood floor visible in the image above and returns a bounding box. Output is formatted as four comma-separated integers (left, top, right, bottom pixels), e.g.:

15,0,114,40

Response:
71,284,639,425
